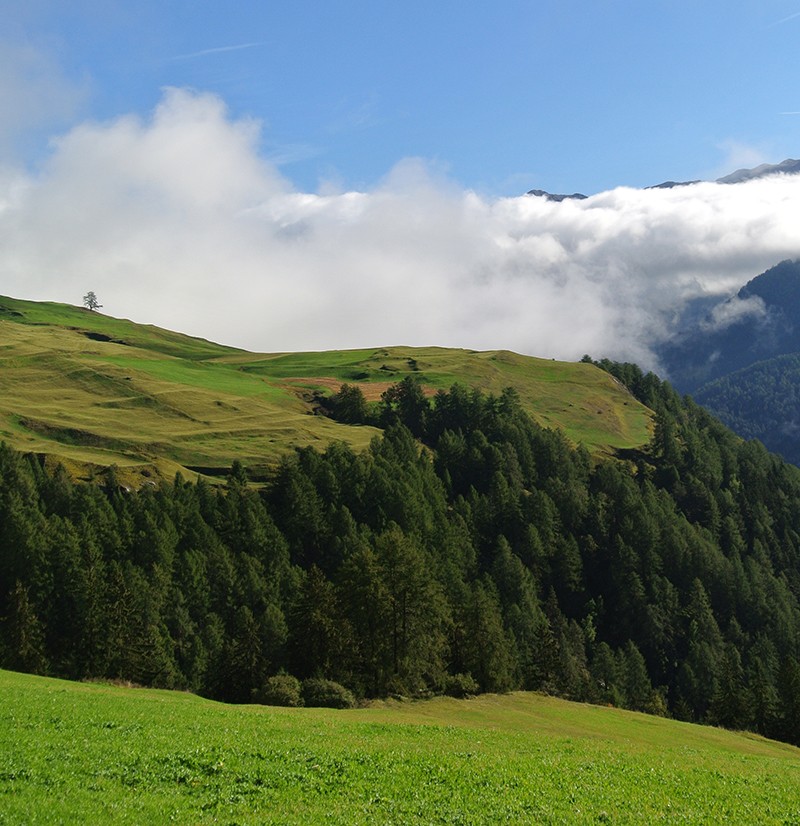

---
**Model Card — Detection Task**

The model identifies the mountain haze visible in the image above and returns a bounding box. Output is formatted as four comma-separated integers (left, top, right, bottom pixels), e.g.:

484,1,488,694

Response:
660,259,800,390
658,259,800,464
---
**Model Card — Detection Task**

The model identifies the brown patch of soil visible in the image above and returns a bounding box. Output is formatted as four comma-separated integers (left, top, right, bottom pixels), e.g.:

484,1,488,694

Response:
280,377,437,402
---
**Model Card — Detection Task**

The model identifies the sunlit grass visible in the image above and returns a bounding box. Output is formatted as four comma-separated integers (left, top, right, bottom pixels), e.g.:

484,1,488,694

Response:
0,296,652,484
2,670,798,824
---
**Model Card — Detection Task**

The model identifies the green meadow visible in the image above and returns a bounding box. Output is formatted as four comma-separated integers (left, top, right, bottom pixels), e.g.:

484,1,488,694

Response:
2,669,799,824
0,296,651,484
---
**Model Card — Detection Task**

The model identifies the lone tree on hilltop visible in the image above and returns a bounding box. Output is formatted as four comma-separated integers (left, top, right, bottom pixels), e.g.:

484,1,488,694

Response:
83,291,102,312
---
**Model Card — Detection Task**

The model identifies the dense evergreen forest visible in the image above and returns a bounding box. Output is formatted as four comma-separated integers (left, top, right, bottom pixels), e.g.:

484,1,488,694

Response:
693,353,800,466
2,365,800,745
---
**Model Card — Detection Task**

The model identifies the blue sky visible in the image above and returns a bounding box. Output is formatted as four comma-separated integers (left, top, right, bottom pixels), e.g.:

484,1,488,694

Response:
6,0,800,195
2,1,800,367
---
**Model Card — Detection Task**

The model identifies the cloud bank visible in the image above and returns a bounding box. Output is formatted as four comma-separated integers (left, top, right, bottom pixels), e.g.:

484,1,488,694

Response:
2,88,800,372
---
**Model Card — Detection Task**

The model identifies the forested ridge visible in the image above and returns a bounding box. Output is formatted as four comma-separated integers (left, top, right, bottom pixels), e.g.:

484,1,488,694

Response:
693,353,800,466
659,259,800,465
3,364,800,745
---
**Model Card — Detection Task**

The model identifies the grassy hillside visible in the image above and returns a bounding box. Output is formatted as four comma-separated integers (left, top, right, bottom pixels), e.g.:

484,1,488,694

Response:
0,295,651,484
2,669,798,824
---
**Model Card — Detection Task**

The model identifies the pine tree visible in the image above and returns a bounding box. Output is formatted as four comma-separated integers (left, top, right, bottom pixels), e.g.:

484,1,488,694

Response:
2,581,48,674
708,644,750,730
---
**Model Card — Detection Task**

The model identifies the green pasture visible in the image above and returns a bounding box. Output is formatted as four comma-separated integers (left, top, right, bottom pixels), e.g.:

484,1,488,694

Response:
1,669,798,824
0,295,235,360
0,296,652,483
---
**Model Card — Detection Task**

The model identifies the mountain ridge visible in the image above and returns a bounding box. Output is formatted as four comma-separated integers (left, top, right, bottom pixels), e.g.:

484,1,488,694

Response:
658,258,800,464
527,157,800,200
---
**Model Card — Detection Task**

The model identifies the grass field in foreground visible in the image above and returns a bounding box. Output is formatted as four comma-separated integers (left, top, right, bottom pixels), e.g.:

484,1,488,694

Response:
0,296,652,484
2,670,799,824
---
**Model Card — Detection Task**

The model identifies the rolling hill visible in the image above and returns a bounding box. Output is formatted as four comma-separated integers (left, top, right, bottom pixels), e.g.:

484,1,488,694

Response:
3,668,799,824
5,296,800,770
0,295,652,484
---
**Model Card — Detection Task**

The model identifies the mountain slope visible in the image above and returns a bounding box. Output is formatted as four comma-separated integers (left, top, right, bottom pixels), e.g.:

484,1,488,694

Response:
692,353,800,462
657,259,800,463
0,295,652,483
659,259,800,392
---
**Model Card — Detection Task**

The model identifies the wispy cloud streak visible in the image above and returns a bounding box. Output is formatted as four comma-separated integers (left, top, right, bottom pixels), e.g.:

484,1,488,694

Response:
769,10,800,27
169,42,265,61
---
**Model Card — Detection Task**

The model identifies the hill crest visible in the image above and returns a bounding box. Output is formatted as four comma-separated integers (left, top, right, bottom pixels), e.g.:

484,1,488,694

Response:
0,295,652,485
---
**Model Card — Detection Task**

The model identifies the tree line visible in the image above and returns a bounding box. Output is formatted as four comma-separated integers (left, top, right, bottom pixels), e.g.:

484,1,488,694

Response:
2,367,800,743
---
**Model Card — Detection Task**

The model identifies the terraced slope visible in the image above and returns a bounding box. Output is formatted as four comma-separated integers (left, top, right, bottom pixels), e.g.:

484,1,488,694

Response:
0,296,652,483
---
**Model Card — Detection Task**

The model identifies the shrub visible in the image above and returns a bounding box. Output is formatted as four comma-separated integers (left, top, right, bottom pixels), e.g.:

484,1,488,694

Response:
255,674,304,707
643,688,668,718
301,677,356,709
443,673,480,699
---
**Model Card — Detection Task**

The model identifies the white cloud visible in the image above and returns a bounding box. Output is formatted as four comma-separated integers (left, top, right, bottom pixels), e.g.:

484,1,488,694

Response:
1,87,800,374
701,295,767,332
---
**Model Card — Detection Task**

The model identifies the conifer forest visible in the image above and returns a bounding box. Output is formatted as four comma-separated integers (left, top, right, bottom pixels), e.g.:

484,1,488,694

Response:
3,364,800,746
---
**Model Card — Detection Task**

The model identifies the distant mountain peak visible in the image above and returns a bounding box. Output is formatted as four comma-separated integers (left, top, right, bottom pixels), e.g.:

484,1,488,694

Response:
715,158,800,184
645,179,702,190
648,159,800,191
530,158,800,198
526,189,588,202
